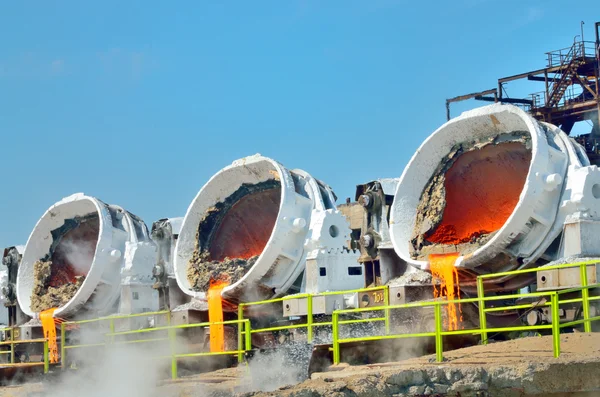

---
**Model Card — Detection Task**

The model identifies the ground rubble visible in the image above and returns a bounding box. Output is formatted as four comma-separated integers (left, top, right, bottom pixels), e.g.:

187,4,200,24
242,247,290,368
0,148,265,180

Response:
159,333,600,397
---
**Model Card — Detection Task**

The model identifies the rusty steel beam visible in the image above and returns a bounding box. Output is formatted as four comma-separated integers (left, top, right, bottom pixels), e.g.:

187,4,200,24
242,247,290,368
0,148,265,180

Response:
475,96,533,106
446,88,498,104
572,75,599,98
446,88,498,120
528,75,559,82
499,65,571,84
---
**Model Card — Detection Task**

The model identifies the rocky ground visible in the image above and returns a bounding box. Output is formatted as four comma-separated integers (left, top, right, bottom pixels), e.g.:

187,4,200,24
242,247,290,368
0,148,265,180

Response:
1,333,599,397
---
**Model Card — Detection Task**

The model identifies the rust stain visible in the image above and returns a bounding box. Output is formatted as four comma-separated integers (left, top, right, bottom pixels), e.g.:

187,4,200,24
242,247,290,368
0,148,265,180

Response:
490,115,501,127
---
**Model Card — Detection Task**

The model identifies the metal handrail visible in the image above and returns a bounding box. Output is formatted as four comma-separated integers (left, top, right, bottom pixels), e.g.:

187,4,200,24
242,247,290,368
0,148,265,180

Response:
61,310,171,326
545,40,596,67
106,318,252,380
331,261,600,365
0,328,49,373
61,317,251,380
60,310,172,370
57,261,600,374
237,284,390,360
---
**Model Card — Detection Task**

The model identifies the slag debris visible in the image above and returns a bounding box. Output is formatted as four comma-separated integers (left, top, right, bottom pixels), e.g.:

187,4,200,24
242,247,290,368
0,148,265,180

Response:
30,259,85,312
187,250,258,292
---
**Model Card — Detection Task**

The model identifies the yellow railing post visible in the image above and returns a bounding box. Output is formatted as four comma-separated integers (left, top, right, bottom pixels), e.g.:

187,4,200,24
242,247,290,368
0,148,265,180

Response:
434,304,443,362
551,292,560,358
477,276,488,345
168,327,177,380
332,312,340,365
60,322,66,370
237,305,244,363
10,328,14,364
383,286,390,335
109,318,116,344
43,340,49,374
307,295,313,343
579,263,591,332
244,320,251,352
166,310,171,326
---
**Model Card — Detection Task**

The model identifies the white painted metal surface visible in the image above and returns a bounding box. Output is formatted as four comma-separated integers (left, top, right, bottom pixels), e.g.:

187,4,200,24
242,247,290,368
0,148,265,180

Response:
0,268,9,325
390,104,600,290
174,154,358,302
17,193,157,318
151,217,183,276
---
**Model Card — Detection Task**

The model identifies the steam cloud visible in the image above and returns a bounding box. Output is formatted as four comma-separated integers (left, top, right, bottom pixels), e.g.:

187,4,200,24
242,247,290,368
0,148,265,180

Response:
55,232,96,275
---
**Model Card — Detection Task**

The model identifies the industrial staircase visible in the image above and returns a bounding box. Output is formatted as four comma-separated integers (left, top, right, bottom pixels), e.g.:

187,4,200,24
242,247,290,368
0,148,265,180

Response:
545,43,585,108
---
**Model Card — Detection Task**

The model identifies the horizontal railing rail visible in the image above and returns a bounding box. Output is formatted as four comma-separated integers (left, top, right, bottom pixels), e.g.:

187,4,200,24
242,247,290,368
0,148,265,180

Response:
238,285,390,360
55,261,600,376
60,310,172,369
61,315,250,380
331,260,600,365
0,328,49,373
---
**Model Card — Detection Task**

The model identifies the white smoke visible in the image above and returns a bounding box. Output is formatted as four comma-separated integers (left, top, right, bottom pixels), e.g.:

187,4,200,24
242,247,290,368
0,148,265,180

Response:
41,315,178,397
56,236,96,275
46,345,166,397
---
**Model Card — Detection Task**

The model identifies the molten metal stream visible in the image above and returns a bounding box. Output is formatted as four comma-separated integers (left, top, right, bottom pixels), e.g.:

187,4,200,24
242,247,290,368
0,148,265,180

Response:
40,308,59,363
208,279,229,352
429,253,462,331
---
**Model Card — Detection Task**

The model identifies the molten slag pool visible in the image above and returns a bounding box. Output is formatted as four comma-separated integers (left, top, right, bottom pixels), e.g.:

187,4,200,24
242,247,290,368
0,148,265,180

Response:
425,141,531,245
412,135,532,259
187,180,281,292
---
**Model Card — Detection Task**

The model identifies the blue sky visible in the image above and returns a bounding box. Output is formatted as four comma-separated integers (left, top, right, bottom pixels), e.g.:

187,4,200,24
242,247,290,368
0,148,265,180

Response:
0,1,598,249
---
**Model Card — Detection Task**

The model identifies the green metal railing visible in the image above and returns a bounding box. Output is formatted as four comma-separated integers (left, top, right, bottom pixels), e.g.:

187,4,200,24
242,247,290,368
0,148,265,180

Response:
60,310,171,369
237,285,389,361
61,310,250,379
105,319,252,379
55,261,600,374
331,261,600,365
477,260,600,339
0,328,49,373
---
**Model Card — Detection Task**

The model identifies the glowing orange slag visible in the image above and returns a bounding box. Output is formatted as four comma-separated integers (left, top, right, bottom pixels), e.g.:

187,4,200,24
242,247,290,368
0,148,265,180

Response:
207,278,230,352
40,308,59,363
209,188,280,261
429,253,462,331
426,142,531,245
